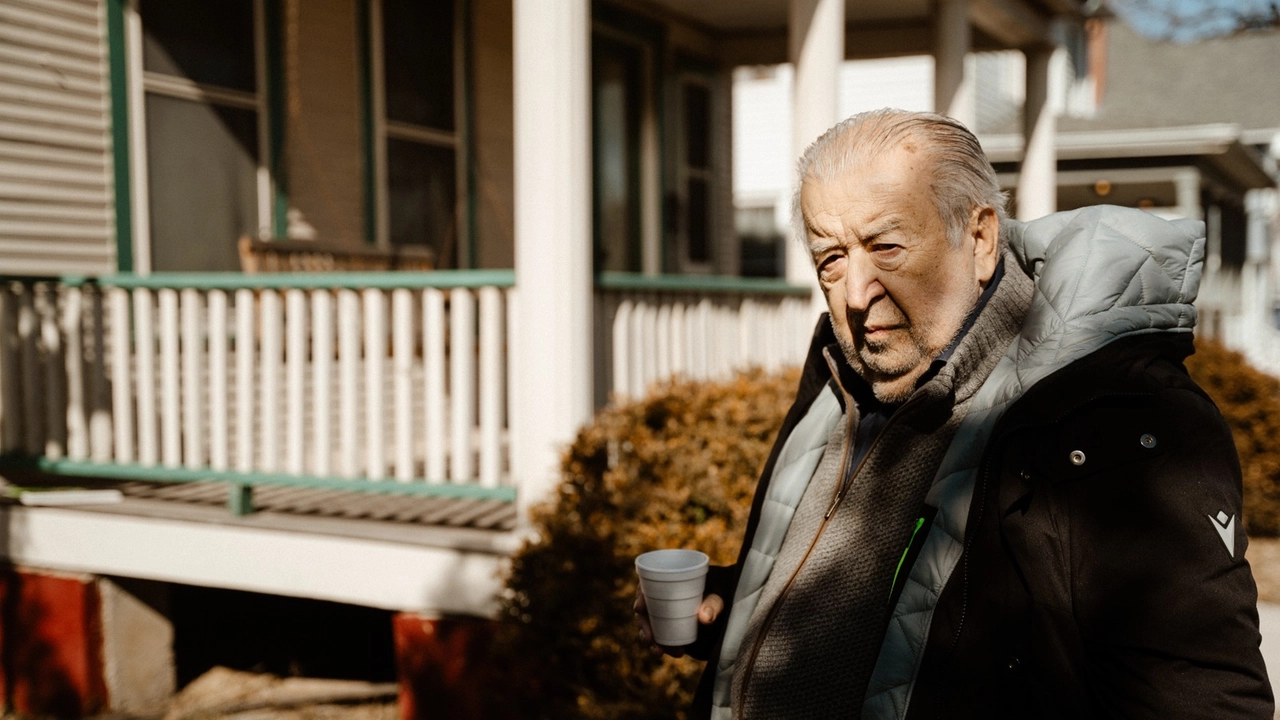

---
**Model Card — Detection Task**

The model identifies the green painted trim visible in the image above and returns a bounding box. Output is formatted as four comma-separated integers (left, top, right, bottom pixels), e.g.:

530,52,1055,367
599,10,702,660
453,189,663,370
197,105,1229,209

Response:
358,0,376,246
2,456,517,502
105,0,133,273
51,269,515,290
264,0,288,239
229,483,254,515
596,272,811,296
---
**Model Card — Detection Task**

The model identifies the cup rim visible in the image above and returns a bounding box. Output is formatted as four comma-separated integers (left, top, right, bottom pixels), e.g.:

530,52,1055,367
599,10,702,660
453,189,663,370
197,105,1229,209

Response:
635,549,709,576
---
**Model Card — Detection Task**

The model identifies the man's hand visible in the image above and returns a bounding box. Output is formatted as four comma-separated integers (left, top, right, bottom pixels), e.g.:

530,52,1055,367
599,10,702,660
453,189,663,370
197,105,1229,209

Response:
633,586,724,658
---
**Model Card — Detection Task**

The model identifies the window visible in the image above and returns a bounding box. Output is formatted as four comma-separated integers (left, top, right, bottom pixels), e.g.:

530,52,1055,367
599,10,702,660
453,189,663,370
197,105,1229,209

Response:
371,0,464,267
592,35,645,273
736,205,784,278
137,0,268,271
674,73,714,270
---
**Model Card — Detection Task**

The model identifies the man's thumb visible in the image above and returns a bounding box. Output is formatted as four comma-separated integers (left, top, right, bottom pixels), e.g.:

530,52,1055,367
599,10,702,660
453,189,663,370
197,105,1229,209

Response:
698,594,725,624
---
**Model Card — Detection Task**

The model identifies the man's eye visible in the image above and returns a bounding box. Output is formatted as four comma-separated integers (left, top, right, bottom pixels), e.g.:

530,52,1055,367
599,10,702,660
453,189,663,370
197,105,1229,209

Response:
817,256,844,281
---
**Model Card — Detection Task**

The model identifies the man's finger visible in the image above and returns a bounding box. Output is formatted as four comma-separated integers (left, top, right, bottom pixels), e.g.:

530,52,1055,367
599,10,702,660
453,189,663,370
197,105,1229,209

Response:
698,593,725,624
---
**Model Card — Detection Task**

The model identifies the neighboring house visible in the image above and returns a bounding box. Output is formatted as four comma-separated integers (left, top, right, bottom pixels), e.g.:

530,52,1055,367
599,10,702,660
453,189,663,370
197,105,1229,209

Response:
0,0,1081,715
978,20,1280,374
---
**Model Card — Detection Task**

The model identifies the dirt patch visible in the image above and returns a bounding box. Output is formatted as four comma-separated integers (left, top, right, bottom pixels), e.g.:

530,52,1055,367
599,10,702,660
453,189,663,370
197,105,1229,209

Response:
1248,536,1280,603
161,667,397,720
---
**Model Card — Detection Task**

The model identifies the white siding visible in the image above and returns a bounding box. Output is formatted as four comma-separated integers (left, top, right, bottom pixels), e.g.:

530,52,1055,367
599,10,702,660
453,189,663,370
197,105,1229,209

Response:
0,0,116,276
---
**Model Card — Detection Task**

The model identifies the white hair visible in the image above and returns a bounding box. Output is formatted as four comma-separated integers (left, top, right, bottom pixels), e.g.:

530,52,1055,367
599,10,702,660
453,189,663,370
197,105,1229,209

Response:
792,109,1008,248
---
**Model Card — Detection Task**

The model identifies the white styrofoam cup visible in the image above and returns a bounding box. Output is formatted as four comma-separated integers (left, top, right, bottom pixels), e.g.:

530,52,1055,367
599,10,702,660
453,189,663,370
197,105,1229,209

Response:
636,549,709,646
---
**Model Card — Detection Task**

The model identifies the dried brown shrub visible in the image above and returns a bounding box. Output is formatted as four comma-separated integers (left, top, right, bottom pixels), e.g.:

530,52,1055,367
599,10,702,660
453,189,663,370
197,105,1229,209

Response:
491,368,800,720
1185,339,1280,536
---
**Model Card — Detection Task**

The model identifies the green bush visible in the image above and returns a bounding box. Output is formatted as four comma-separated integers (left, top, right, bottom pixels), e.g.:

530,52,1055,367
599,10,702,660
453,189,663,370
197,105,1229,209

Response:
492,368,800,720
1185,339,1280,536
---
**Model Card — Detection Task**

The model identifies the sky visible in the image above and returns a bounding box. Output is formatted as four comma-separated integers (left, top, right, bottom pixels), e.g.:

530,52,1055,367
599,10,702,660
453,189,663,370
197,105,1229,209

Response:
1107,0,1280,42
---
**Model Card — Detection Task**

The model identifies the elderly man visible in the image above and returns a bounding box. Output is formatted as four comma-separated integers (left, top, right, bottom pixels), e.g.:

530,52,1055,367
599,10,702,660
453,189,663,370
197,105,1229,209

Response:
635,109,1272,718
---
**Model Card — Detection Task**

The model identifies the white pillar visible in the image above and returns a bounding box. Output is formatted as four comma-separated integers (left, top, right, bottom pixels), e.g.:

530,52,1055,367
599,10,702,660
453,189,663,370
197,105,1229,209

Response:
1018,45,1057,221
1174,168,1202,221
512,0,594,516
934,0,975,128
787,0,843,295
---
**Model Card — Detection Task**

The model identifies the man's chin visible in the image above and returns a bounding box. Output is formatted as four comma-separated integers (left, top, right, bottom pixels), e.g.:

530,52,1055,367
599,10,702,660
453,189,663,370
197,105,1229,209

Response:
844,350,927,403
866,374,919,404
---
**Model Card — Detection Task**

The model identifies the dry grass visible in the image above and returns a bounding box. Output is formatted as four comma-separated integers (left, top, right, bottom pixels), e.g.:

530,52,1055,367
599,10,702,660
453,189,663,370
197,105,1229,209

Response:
1248,536,1280,604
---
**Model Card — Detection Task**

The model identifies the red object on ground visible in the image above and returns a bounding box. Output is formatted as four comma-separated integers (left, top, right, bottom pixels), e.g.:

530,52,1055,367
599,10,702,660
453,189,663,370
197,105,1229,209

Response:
0,568,107,716
394,613,495,720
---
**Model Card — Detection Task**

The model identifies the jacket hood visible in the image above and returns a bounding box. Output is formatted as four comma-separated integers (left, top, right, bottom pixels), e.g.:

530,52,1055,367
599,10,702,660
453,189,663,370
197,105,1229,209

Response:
1002,204,1205,390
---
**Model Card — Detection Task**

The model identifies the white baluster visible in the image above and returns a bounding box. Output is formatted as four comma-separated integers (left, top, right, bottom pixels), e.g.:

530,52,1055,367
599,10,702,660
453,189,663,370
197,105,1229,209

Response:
611,299,632,399
234,289,254,472
670,301,686,378
180,289,205,469
134,288,157,465
285,289,307,475
208,290,228,471
655,301,671,384
363,288,386,480
738,298,754,370
87,288,112,461
63,285,85,461
311,289,333,476
392,288,415,482
337,289,360,477
259,289,282,473
693,298,711,381
423,288,446,481
158,288,180,468
449,288,475,482
479,286,503,488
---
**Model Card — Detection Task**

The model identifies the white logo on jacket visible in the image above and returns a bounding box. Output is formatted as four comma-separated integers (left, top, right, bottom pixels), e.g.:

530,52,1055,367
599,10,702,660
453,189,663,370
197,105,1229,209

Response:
1210,511,1235,559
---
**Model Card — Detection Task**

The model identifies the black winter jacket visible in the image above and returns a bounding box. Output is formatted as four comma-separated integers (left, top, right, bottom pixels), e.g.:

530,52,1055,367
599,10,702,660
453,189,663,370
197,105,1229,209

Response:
692,320,1273,719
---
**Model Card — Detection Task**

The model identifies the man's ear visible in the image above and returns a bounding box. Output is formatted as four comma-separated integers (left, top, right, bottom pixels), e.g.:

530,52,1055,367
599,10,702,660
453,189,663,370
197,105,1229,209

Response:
970,206,1000,286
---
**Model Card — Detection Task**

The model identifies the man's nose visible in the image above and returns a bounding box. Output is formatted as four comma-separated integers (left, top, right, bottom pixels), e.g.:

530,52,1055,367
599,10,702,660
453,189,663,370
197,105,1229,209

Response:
842,253,884,314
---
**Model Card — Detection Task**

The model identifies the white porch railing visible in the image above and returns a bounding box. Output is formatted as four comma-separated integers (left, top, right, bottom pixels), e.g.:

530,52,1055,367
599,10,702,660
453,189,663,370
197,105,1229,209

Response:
594,273,816,402
0,271,516,508
0,270,816,514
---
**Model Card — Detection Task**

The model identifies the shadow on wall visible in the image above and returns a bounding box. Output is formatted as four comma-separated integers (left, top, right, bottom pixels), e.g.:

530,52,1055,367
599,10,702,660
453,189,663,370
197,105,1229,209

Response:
0,565,107,717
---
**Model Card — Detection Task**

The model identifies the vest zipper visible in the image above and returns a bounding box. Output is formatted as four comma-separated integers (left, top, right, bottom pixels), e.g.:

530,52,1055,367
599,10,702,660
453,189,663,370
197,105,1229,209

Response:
734,401,911,719
890,516,927,601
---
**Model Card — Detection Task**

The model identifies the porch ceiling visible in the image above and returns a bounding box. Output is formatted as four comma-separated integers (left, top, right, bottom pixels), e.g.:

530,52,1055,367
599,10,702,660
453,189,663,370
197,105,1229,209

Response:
637,0,1083,64
640,0,931,32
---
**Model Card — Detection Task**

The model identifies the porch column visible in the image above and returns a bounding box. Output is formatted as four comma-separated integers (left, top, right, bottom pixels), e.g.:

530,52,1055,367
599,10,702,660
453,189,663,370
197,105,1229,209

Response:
1017,45,1057,220
1174,168,1202,221
934,0,975,127
787,0,844,291
511,0,594,514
